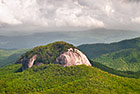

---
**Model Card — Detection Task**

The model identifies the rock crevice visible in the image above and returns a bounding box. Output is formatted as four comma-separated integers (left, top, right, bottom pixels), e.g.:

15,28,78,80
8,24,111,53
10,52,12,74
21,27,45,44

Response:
20,47,91,70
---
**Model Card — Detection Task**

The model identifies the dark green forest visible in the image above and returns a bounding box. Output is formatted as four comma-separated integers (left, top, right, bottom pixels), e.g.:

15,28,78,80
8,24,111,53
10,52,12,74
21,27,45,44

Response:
78,37,140,71
94,48,140,71
78,37,140,58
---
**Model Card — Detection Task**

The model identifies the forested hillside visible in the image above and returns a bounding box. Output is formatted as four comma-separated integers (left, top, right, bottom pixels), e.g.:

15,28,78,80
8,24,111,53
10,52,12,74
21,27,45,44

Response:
78,37,140,58
78,37,140,71
0,41,140,93
0,49,28,67
0,64,140,94
94,48,140,71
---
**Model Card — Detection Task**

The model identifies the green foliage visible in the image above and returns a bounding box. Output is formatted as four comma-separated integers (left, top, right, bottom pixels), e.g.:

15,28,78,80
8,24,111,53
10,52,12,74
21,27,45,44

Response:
0,64,140,94
90,60,140,78
78,37,140,58
94,48,140,72
78,37,140,72
93,49,140,71
1,40,140,93
0,49,28,67
16,41,76,64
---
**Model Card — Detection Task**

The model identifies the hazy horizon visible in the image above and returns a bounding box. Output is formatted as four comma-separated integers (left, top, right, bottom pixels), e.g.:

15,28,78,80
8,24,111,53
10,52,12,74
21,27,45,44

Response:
0,28,140,49
0,0,140,48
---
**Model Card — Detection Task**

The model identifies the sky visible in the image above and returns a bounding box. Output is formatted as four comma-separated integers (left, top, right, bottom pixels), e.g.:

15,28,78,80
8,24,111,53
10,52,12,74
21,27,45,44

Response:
0,0,140,36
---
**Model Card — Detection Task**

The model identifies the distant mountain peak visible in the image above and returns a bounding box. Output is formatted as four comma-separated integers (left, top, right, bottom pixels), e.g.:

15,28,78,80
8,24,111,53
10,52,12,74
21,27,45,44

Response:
16,41,91,70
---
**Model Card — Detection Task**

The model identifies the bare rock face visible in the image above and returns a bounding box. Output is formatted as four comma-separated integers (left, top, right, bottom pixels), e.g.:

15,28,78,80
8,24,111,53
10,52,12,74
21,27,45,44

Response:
20,48,91,70
28,55,37,68
21,54,37,70
56,48,91,67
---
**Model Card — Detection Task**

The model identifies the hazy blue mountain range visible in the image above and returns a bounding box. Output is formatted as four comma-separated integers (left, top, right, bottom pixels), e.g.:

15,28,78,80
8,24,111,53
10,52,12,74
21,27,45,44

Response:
0,29,139,49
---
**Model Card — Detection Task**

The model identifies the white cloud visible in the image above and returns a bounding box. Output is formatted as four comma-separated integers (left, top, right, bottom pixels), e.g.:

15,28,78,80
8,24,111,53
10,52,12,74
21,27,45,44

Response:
0,0,105,28
104,5,115,16
132,17,140,23
0,0,140,32
0,0,22,25
54,5,104,27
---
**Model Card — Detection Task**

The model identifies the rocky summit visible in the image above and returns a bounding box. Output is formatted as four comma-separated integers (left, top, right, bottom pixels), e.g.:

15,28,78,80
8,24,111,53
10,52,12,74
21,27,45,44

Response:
56,48,91,67
16,41,91,70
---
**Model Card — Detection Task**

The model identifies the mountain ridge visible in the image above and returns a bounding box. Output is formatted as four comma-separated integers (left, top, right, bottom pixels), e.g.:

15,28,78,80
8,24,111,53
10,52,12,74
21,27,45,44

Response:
0,40,140,93
0,29,139,49
16,41,91,70
0,49,28,67
78,37,140,58
78,37,140,72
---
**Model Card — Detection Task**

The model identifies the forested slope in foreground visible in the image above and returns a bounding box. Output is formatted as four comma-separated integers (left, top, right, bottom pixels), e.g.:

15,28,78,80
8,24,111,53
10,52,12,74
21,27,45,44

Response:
0,64,140,94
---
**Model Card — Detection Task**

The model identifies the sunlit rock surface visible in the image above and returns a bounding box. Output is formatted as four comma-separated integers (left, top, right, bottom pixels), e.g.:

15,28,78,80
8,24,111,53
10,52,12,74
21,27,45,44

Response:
56,48,91,67
19,47,91,70
20,54,37,70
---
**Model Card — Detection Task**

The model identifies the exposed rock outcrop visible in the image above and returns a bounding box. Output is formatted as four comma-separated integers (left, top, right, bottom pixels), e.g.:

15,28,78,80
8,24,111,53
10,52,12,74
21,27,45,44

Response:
19,54,37,70
28,55,37,68
21,48,91,70
56,48,91,67
16,42,91,70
